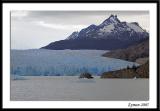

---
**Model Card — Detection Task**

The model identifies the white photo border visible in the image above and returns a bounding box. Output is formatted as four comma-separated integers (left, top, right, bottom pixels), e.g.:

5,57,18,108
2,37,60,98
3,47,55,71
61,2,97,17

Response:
2,3,158,109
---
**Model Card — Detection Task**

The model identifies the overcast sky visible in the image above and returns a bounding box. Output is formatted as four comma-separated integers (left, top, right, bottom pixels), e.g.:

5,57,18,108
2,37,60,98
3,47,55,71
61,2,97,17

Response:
11,11,149,49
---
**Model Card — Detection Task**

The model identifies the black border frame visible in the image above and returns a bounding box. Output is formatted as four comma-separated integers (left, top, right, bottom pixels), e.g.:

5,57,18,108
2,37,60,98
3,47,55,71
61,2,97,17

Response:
1,0,159,110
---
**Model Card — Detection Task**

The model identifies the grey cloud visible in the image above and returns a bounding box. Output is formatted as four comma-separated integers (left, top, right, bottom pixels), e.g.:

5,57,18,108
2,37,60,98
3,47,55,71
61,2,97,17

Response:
12,11,149,25
27,11,148,17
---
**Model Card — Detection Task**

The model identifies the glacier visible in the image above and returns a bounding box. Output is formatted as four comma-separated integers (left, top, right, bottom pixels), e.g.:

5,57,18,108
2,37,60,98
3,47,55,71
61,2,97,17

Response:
11,49,139,76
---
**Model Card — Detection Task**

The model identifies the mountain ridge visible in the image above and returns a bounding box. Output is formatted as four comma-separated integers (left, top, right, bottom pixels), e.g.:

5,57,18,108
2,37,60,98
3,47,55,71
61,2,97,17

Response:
41,14,149,50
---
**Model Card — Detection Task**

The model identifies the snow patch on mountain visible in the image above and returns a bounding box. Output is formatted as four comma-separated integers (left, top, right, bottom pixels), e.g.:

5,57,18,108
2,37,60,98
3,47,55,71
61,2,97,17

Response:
99,24,115,33
127,23,144,33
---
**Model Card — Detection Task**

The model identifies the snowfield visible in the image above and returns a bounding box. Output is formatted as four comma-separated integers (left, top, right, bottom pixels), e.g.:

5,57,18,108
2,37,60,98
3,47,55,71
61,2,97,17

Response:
11,49,139,76
11,76,149,101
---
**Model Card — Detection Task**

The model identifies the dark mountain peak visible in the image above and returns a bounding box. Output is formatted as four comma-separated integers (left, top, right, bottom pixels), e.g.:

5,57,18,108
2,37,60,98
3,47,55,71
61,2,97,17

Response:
108,14,120,23
109,14,117,19
100,14,121,26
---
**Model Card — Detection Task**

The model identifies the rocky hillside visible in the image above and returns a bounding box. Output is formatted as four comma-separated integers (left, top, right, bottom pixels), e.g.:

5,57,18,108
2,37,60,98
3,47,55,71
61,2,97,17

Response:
101,61,149,78
102,38,149,63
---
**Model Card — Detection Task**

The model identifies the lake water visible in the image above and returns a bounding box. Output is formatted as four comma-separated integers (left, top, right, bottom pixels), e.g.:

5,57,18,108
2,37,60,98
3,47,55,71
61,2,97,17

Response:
11,76,149,101
11,49,139,76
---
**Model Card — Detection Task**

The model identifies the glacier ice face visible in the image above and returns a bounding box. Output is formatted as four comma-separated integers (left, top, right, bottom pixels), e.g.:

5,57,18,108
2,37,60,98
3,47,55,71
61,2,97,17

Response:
11,49,139,76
